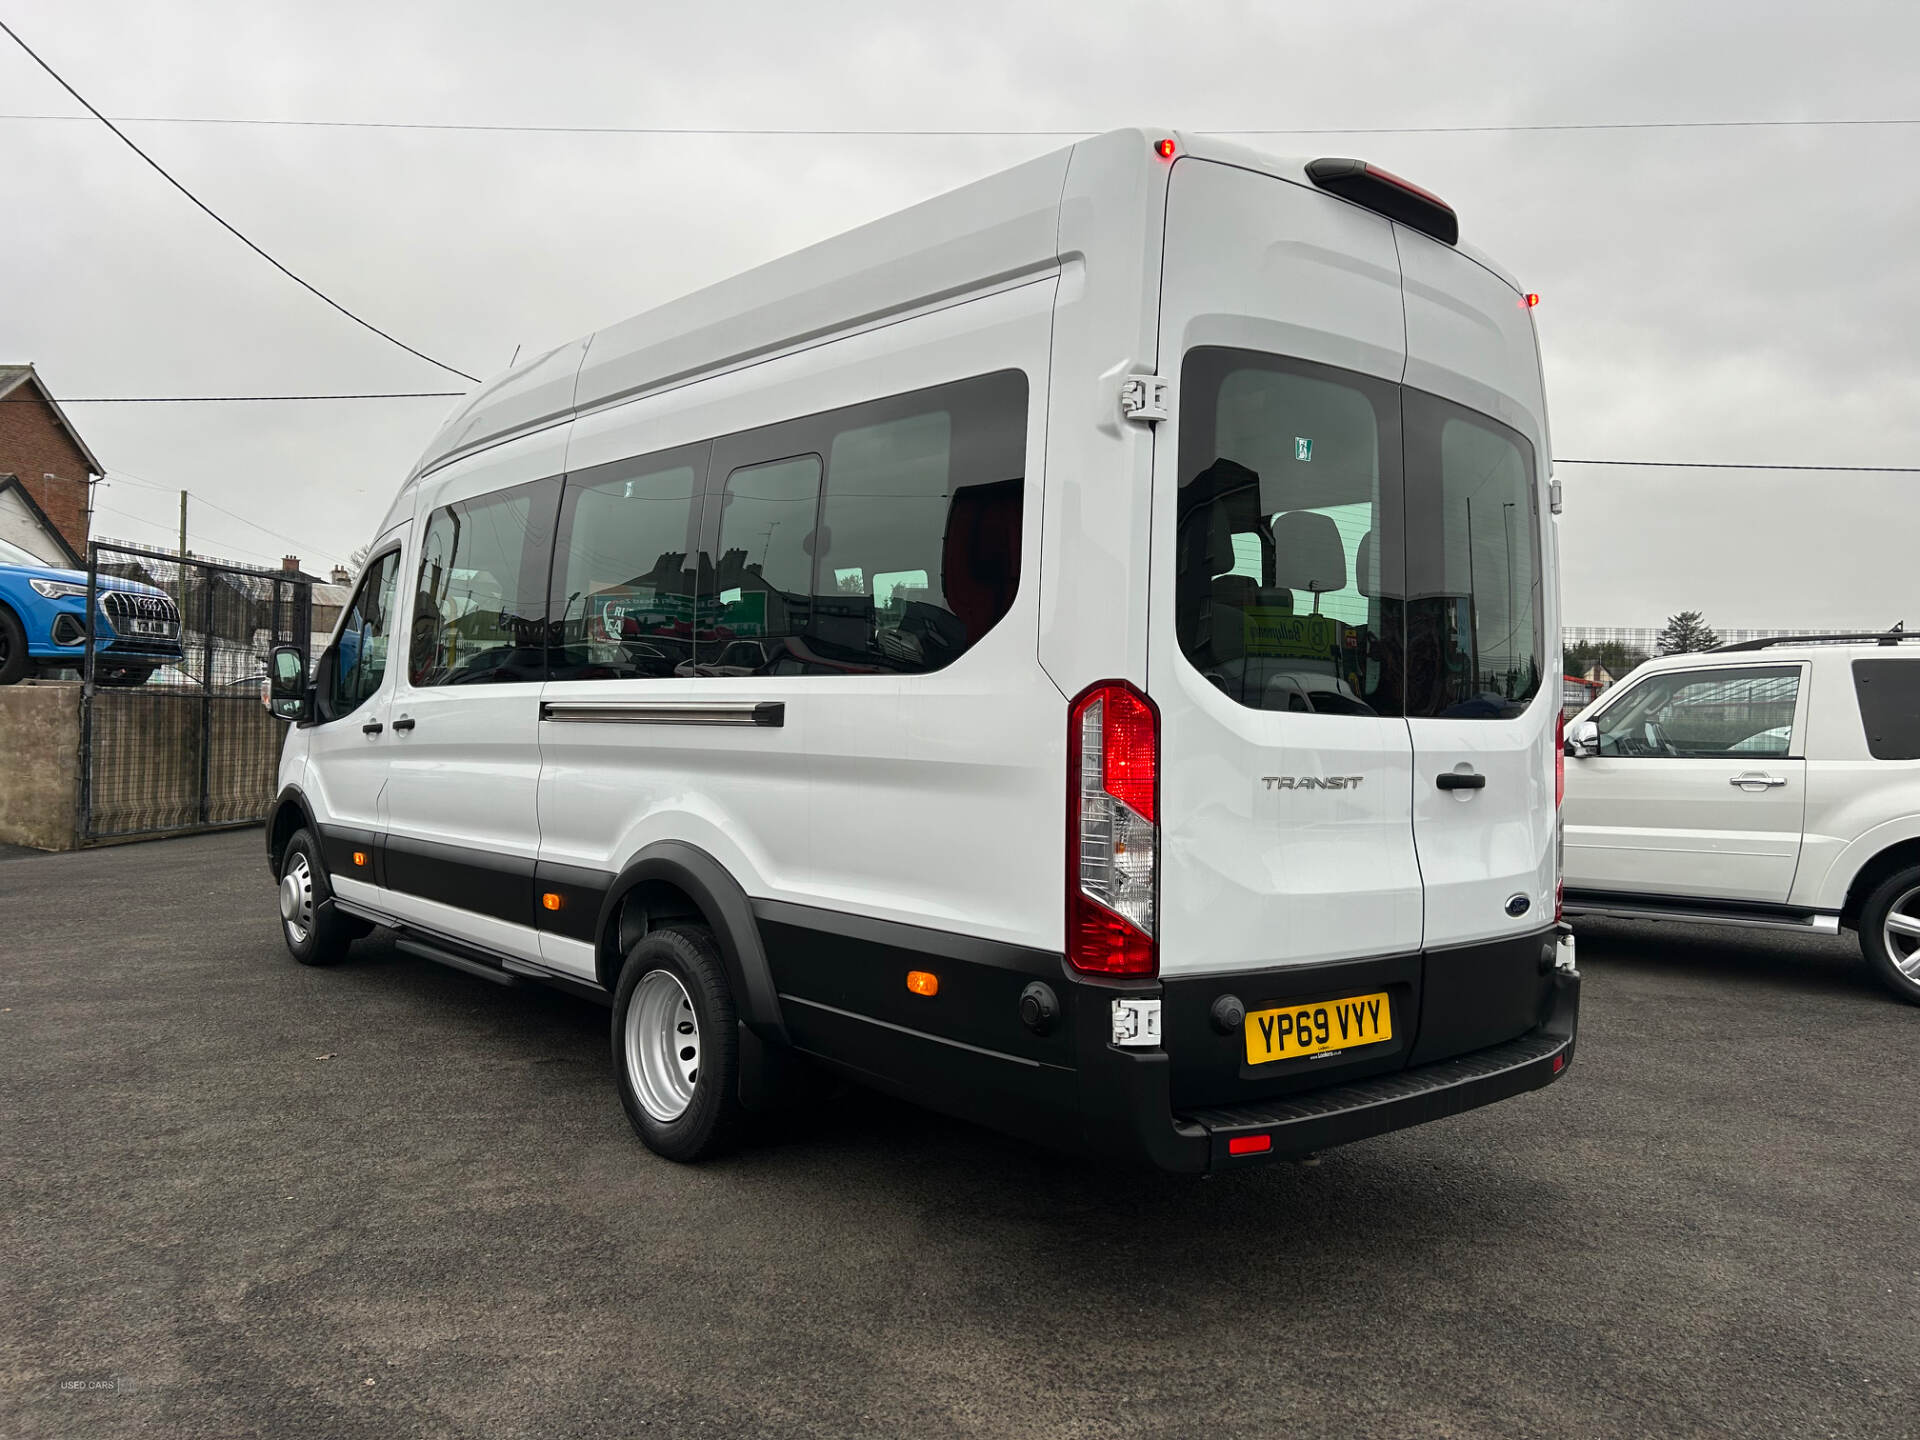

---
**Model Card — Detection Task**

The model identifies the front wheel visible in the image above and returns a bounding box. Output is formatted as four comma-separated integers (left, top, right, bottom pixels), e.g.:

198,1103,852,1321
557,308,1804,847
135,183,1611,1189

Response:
612,925,745,1161
0,606,27,685
277,828,360,966
1859,865,1920,1005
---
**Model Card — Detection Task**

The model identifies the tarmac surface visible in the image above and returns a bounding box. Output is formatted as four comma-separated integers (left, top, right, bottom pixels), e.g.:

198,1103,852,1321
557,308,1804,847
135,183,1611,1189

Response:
4,829,1914,1438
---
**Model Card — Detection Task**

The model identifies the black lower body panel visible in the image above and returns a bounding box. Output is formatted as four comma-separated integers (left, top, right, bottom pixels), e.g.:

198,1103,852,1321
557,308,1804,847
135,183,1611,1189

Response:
754,904,1581,1174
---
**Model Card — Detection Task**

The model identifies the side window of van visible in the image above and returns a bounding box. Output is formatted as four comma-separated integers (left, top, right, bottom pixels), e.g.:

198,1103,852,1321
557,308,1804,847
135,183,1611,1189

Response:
694,369,1028,678
409,479,559,687
1176,347,1404,717
709,455,823,675
328,550,400,719
811,370,1026,675
548,450,704,681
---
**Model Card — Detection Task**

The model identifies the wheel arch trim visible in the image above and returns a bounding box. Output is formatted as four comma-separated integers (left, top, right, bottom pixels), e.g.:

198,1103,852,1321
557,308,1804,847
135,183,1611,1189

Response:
595,840,787,1044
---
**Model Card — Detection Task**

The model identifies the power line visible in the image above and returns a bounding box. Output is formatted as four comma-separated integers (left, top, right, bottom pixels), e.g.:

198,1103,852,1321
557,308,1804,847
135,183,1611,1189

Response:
4,113,1918,138
59,392,465,402
1555,459,1920,473
98,467,347,566
0,20,479,384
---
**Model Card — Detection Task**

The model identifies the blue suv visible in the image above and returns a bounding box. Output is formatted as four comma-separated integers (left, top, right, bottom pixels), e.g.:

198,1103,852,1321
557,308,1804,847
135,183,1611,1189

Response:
0,534,185,686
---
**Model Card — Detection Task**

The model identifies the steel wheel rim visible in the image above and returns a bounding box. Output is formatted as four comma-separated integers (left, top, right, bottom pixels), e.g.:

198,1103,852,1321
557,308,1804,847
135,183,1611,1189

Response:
1885,885,1920,982
626,969,700,1122
280,852,314,946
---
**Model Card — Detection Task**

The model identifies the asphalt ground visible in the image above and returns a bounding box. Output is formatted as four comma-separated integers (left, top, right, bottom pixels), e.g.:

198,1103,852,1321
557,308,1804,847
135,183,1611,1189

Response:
3,830,1914,1439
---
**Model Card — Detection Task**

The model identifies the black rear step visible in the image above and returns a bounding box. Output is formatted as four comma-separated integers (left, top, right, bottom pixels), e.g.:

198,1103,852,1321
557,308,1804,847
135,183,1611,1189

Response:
1182,1029,1571,1166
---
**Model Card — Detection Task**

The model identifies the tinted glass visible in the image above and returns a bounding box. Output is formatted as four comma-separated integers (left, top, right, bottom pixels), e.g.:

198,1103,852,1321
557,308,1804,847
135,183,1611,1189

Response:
811,370,1026,674
408,479,558,686
1402,394,1542,719
1852,658,1920,760
1176,347,1404,717
705,455,822,675
1595,666,1800,758
330,550,399,718
548,452,702,681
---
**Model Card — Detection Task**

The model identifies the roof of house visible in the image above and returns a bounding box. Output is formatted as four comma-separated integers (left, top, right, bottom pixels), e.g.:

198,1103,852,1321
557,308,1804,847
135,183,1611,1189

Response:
0,364,107,477
0,472,84,567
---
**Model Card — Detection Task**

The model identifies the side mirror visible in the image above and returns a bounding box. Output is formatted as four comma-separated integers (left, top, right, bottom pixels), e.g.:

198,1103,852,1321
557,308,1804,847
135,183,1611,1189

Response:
1566,718,1601,758
268,645,310,722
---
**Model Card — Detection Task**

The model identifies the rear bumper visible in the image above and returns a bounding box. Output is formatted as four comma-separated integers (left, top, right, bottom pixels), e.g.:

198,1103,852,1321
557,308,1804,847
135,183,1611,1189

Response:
1080,964,1580,1174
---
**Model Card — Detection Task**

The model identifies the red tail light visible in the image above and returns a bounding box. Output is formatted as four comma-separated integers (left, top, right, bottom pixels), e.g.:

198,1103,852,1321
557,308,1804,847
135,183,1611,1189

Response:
1067,681,1159,977
1555,712,1565,809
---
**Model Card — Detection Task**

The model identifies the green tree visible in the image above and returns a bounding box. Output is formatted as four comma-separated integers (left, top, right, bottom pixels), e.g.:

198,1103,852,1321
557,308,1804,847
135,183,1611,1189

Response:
1656,611,1721,655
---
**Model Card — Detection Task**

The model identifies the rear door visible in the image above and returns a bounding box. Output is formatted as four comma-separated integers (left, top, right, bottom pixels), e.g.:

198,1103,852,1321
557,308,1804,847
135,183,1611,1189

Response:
1151,158,1422,975
1565,662,1808,902
1397,235,1558,947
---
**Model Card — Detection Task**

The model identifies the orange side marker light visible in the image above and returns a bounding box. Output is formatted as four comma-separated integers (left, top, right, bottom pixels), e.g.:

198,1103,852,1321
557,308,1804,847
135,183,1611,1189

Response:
542,892,564,912
352,851,367,867
906,970,939,997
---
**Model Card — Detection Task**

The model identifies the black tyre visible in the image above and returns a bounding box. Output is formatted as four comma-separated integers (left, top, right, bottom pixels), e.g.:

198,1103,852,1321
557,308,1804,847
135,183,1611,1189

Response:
1859,864,1920,1005
0,606,27,685
611,924,745,1162
276,828,359,967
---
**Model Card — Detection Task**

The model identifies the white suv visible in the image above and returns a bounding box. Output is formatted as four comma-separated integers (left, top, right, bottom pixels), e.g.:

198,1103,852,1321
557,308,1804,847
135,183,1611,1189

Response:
263,130,1577,1170
1563,632,1920,1002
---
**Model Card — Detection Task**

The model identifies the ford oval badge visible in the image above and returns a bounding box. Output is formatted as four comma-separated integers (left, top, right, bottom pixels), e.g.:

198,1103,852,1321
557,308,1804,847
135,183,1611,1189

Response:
1505,894,1531,918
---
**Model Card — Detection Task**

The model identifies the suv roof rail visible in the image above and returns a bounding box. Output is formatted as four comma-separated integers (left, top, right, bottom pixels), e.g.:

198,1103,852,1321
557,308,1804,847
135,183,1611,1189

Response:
1712,621,1908,653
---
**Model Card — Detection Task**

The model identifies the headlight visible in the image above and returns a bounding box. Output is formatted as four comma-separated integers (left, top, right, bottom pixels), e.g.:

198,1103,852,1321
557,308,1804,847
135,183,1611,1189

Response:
29,578,90,600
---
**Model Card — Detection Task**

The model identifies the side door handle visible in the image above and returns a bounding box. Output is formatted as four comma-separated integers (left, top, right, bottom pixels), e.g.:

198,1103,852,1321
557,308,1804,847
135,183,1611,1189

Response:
1730,772,1788,790
361,719,384,736
1436,770,1487,791
391,716,416,733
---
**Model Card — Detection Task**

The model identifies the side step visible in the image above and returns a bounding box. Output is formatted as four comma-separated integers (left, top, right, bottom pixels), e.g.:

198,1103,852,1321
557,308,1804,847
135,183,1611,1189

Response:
1563,893,1841,935
395,937,521,986
391,934,613,1006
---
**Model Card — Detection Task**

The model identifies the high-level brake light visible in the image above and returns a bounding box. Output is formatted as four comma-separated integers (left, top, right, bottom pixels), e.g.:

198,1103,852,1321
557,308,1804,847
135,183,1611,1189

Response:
1067,681,1159,977
1304,157,1459,246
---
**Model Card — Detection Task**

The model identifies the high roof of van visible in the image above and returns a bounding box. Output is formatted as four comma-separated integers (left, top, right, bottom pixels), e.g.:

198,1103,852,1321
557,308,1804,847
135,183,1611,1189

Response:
402,128,1521,489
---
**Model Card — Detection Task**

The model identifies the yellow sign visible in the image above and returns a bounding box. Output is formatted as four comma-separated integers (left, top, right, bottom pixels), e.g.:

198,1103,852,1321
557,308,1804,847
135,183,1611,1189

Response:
1242,608,1339,660
1244,991,1392,1065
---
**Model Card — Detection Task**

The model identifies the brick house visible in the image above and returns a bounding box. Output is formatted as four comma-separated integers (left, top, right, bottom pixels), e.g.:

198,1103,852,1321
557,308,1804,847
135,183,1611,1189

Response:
0,364,104,564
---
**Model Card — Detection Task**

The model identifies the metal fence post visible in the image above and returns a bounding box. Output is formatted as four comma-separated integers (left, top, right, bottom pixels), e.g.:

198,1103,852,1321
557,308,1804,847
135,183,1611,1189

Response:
199,558,215,825
78,543,99,843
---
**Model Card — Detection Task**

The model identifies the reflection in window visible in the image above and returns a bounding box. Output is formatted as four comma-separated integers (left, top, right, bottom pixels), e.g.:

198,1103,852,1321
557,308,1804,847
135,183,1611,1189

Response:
549,461,699,680
1404,400,1542,719
709,455,822,675
1596,666,1800,758
331,551,399,718
1176,349,1403,717
409,483,555,687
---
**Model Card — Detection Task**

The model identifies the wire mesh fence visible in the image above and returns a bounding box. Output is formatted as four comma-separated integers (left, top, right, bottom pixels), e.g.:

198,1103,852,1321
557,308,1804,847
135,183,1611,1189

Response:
81,542,312,840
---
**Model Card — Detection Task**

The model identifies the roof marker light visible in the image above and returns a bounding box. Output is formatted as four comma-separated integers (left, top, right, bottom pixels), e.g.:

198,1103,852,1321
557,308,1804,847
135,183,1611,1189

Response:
1155,138,1176,159
1524,293,1541,308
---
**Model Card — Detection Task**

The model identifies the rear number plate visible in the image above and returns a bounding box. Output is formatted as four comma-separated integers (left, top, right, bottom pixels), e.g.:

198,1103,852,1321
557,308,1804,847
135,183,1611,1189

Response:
1245,991,1391,1065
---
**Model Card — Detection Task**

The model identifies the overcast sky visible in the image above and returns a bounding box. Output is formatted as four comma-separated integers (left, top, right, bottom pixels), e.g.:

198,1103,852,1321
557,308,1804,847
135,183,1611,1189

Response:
5,0,1916,627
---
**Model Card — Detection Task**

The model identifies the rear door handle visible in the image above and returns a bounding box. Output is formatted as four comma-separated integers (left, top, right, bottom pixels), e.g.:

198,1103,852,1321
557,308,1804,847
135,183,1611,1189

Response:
391,716,416,733
1730,772,1788,789
1436,771,1486,791
361,719,384,736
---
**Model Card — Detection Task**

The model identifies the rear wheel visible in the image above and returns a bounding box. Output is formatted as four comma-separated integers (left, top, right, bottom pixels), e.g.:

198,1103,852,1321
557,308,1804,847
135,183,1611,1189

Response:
1859,865,1920,1005
612,925,744,1161
277,828,360,966
0,606,26,685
